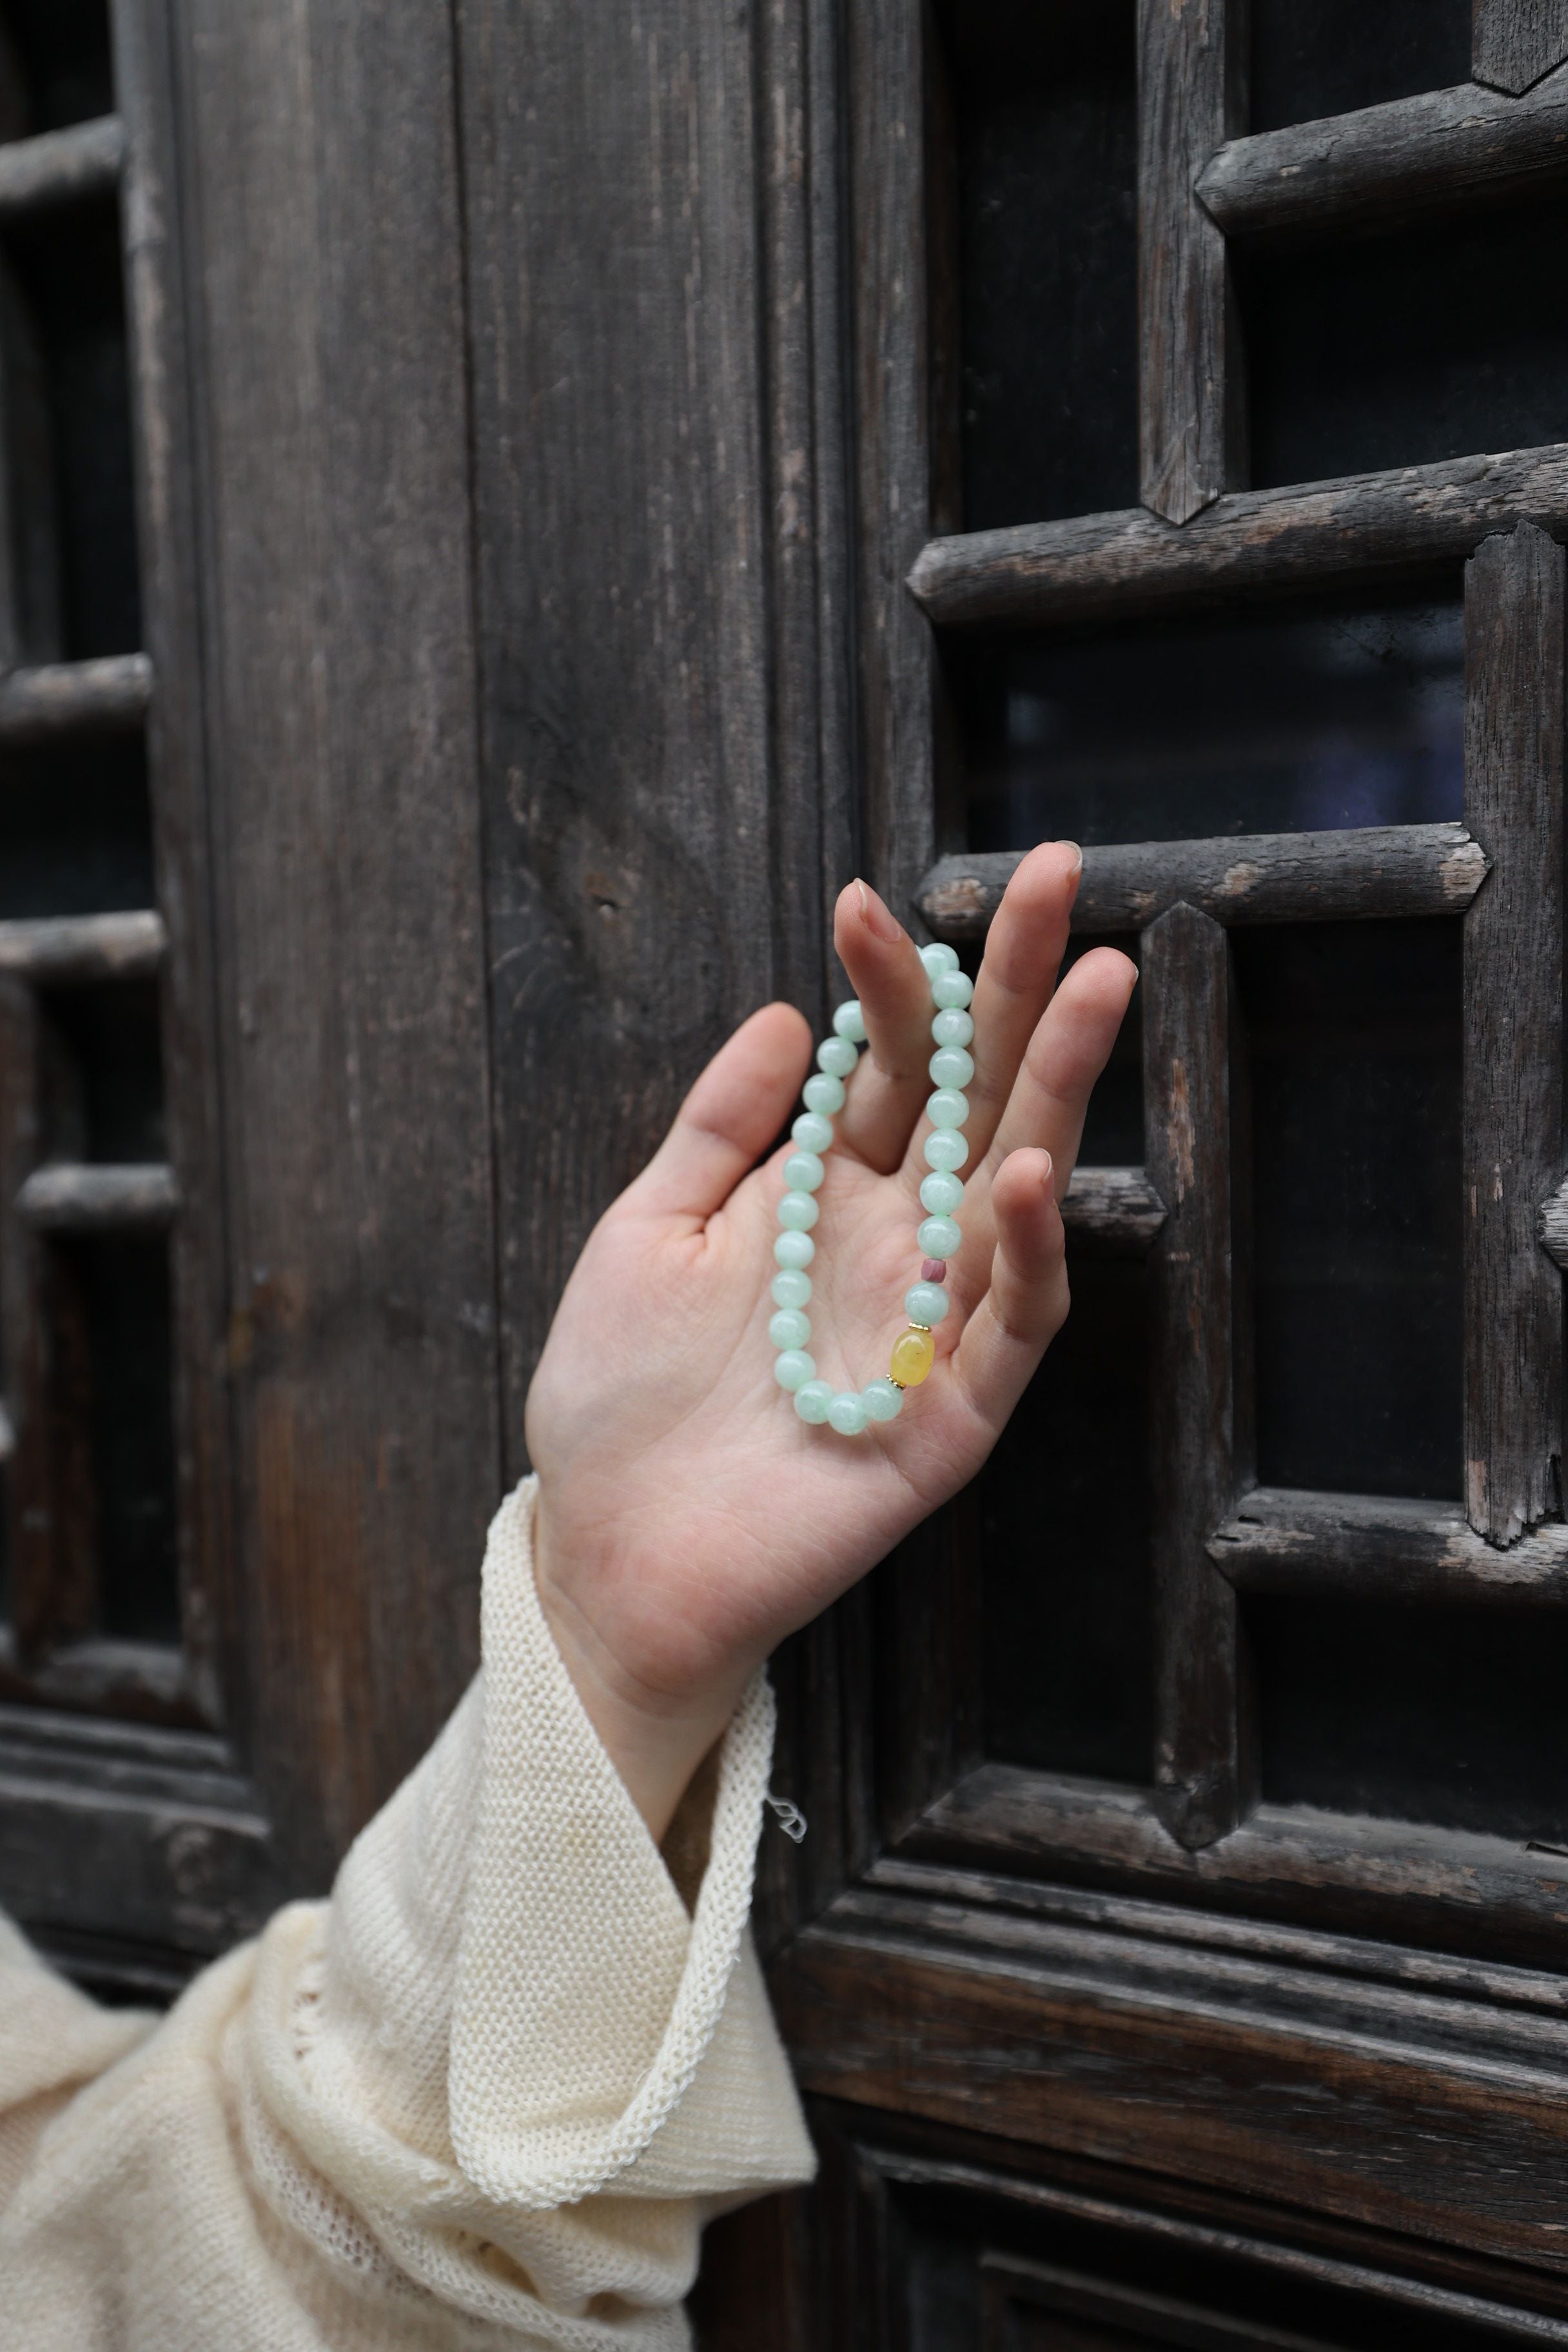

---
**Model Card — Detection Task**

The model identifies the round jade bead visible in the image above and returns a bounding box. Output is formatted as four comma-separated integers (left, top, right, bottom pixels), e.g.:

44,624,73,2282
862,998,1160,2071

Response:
919,942,959,978
778,1189,819,1231
919,1169,964,1215
774,1349,817,1391
924,1127,968,1173
803,1071,846,1117
817,1035,858,1078
931,1006,974,1049
772,1267,812,1309
793,1378,832,1424
917,1213,963,1260
926,1088,970,1131
783,1149,824,1193
774,1229,816,1269
832,999,867,1043
930,1044,975,1090
932,969,974,1011
792,1111,834,1155
905,1279,951,1327
827,1391,868,1435
769,1308,811,1351
861,1377,905,1423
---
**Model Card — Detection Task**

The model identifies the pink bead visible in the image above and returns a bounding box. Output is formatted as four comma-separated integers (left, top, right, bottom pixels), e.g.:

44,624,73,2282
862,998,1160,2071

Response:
920,1258,947,1284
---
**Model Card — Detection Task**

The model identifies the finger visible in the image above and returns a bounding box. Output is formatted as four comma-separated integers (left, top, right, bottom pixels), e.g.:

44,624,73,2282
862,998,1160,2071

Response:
832,878,939,1174
945,841,1081,1172
984,947,1139,1193
951,1148,1070,1433
620,1002,812,1224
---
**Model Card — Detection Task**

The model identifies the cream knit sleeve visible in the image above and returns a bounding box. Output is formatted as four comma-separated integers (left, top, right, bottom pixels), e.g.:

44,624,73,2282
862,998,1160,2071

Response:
0,1475,817,2350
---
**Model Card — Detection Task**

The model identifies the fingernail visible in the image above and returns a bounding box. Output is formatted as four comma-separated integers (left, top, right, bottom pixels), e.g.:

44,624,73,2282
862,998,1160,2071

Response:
1041,1150,1054,1197
1061,840,1083,874
854,877,902,943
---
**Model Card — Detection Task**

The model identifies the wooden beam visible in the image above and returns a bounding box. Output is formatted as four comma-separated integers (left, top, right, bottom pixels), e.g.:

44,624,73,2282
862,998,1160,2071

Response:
906,444,1568,632
1060,1165,1167,1253
1143,905,1251,1850
16,1163,180,1232
0,653,152,745
1198,70,1568,242
917,825,1488,943
1463,524,1565,1544
0,911,165,984
1137,0,1244,524
1208,1486,1568,1603
1474,0,1568,96
0,116,124,219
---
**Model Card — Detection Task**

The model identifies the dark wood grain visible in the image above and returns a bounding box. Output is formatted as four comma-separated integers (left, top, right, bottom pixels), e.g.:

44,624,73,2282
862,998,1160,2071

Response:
0,911,164,982
0,653,151,743
0,979,48,1662
16,1162,180,1230
908,444,1568,631
982,2252,1342,2352
0,115,124,218
1060,1165,1168,1252
1462,524,1565,1545
1474,0,1568,95
917,824,1489,943
1198,68,1568,242
1209,1485,1568,1603
1142,906,1250,1850
0,1631,203,1727
1137,0,1244,524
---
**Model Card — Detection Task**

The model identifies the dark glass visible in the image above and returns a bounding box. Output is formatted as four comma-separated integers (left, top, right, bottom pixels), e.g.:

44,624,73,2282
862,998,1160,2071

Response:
938,0,1137,531
0,0,114,133
953,600,1464,852
0,737,152,914
40,981,166,1164
1253,1596,1568,1843
1247,195,1568,491
66,1236,178,1642
1237,920,1462,1500
1,197,141,658
1250,0,1469,133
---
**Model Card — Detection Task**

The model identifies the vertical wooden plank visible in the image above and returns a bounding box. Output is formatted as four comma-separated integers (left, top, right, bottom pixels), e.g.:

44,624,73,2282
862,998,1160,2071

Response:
0,979,47,1652
1463,522,1565,1545
1473,0,1568,96
1137,0,1247,526
1142,903,1251,1850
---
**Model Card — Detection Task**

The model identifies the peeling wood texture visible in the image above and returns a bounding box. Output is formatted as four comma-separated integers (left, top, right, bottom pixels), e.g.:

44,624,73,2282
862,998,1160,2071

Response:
1137,0,1244,523
1142,906,1250,1851
16,1162,180,1231
1473,0,1568,95
0,115,124,219
1198,67,1568,242
1209,1485,1568,1603
1463,524,1565,1545
907,444,1568,631
917,823,1488,942
1060,1164,1167,1251
0,652,150,743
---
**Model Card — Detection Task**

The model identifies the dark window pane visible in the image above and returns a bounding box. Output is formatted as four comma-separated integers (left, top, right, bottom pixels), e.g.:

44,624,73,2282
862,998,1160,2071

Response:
63,1235,178,1642
1237,919,1461,1500
954,600,1463,852
1250,0,1469,133
938,0,1137,531
0,736,152,914
40,980,166,1164
1246,197,1568,491
1253,1596,1568,1843
0,0,114,135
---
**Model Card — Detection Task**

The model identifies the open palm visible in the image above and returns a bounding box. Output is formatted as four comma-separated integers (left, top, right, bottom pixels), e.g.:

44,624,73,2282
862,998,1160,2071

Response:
527,845,1137,1832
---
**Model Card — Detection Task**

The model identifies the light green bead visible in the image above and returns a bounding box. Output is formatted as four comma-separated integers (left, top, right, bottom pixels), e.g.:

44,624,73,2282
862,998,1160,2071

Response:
905,1280,951,1326
919,941,959,978
920,1169,964,1215
774,1229,816,1269
832,999,867,1043
817,1035,858,1078
783,1150,825,1193
862,1377,905,1422
774,1349,817,1391
772,1267,812,1309
803,1072,846,1117
930,1044,975,1089
793,1378,832,1423
918,1213,962,1260
924,1128,968,1172
932,1007,974,1049
827,1391,868,1435
926,1088,970,1130
769,1307,811,1350
932,969,974,1010
778,1189,819,1231
792,1111,834,1154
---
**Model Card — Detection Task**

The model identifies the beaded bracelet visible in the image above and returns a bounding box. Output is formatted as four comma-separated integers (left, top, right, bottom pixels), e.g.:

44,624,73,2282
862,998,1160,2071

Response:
769,941,975,1436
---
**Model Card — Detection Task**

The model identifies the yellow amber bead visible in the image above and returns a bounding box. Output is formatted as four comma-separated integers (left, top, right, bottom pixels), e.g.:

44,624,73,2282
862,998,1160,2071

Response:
890,1324,936,1387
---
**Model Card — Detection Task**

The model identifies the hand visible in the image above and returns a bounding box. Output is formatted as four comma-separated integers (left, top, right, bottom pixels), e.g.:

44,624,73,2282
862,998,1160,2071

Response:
527,845,1137,1838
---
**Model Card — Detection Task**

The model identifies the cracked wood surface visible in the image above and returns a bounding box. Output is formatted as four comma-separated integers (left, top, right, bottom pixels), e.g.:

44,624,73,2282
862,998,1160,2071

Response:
1208,1485,1568,1603
1474,0,1568,95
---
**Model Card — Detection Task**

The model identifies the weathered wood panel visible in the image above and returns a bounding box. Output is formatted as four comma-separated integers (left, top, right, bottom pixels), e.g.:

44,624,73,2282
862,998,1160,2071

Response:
1210,1485,1568,1603
0,910,162,981
0,653,150,743
908,444,1568,631
1474,0,1568,95
17,1162,179,1230
0,116,124,218
917,825,1489,941
1060,1164,1167,1252
1463,524,1565,1544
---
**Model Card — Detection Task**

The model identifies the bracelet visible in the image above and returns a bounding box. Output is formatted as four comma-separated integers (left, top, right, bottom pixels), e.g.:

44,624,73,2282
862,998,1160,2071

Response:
770,942,975,1435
